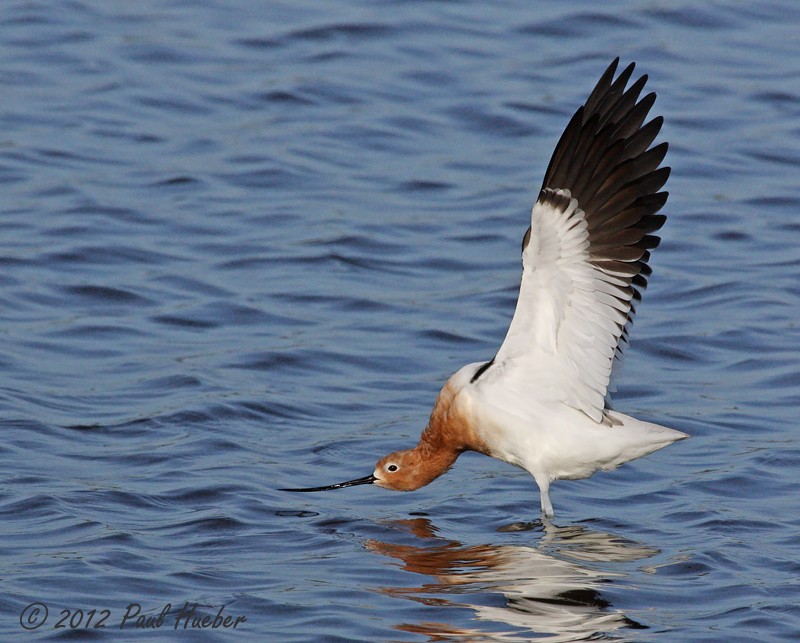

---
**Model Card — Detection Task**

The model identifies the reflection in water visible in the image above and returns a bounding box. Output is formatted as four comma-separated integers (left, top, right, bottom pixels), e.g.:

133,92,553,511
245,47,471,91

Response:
367,519,659,642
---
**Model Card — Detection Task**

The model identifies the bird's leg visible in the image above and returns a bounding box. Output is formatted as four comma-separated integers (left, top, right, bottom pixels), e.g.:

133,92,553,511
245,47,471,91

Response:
535,475,555,518
540,491,554,518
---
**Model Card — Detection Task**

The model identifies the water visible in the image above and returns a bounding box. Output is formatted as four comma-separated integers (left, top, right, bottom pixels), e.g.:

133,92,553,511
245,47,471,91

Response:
1,0,799,640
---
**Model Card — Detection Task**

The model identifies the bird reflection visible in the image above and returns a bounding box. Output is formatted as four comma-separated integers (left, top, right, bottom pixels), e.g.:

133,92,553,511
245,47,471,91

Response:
366,518,659,642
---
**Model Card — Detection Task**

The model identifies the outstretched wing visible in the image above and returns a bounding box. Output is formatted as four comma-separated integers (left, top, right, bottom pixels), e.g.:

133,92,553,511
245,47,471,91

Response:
475,59,669,423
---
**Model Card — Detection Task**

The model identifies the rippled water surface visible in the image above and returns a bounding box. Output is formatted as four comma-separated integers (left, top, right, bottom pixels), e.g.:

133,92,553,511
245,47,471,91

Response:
2,1,800,640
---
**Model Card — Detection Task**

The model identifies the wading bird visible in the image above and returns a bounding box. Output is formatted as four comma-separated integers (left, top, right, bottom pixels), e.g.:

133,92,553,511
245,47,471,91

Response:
283,58,687,517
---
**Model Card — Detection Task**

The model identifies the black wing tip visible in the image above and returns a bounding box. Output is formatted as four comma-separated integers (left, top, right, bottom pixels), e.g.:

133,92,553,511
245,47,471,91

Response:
542,58,666,198
534,58,671,366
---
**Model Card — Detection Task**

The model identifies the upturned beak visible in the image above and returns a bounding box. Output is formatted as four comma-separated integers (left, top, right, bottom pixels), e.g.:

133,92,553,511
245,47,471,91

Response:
280,474,377,492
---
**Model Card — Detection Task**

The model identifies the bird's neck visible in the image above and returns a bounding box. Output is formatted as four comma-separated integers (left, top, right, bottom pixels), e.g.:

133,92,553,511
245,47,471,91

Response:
409,440,459,489
400,382,490,490
419,380,488,456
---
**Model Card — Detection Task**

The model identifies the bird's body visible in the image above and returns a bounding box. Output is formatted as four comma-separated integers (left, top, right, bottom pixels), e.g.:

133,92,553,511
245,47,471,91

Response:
374,362,685,516
284,58,688,517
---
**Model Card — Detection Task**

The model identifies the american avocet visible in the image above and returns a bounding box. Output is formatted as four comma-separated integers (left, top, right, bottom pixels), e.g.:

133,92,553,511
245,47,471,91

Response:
284,58,688,517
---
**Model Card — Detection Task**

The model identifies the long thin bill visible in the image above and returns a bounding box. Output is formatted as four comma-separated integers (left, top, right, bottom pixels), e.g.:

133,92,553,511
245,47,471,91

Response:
280,474,377,492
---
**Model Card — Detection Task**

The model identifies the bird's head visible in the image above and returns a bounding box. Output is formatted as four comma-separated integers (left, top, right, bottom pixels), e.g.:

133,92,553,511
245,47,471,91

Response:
373,448,438,491
281,443,456,494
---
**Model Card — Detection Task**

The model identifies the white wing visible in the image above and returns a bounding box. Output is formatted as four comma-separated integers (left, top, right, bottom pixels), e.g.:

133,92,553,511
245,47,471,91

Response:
473,59,669,423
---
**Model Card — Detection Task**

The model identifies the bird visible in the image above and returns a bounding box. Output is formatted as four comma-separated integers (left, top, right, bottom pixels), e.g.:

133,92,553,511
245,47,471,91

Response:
283,58,688,517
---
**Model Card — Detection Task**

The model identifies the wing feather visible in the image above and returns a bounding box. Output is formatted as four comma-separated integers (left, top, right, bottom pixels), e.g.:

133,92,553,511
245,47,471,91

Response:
476,59,669,423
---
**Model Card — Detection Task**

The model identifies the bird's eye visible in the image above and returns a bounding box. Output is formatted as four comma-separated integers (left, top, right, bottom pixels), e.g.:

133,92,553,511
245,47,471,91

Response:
387,464,399,472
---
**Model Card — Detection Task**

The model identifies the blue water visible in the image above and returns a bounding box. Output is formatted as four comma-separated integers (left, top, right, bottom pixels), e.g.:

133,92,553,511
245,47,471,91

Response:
2,0,799,640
